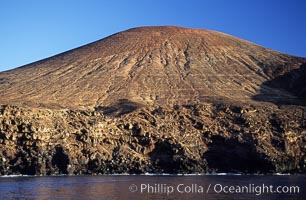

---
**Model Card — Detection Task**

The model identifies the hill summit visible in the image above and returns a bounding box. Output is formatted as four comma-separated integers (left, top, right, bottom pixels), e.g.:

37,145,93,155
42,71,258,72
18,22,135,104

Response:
0,26,305,109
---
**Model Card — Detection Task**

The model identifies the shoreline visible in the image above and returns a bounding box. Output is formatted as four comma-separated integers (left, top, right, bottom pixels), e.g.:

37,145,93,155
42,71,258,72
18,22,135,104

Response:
0,172,298,178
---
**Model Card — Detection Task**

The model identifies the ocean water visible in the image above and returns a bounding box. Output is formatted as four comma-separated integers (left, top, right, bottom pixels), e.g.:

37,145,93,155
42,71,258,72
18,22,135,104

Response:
0,174,304,200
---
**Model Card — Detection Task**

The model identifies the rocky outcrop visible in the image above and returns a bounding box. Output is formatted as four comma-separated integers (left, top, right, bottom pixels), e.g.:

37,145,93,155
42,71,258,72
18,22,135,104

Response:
1,102,304,175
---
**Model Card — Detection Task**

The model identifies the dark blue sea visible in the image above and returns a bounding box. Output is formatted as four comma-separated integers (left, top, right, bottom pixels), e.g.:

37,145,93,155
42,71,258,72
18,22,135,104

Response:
0,174,304,199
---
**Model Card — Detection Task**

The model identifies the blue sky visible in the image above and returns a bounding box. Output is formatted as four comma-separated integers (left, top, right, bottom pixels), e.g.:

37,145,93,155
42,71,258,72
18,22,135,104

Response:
0,0,305,72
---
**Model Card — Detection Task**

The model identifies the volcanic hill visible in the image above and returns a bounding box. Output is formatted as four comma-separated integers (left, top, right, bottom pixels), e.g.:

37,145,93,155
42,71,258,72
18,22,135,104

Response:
0,26,305,175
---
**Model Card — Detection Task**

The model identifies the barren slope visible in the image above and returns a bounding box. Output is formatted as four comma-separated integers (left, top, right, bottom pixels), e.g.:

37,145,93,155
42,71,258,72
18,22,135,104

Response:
1,26,305,109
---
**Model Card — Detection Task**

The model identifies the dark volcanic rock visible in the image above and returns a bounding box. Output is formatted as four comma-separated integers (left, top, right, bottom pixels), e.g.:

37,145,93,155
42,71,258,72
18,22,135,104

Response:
0,103,305,175
0,26,305,175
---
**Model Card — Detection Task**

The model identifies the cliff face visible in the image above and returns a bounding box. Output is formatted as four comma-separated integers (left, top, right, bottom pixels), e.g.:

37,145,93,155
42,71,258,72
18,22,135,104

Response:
0,26,305,175
0,102,305,175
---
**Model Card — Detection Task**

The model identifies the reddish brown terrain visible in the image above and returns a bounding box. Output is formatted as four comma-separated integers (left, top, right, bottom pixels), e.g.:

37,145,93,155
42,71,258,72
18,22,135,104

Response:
0,26,305,175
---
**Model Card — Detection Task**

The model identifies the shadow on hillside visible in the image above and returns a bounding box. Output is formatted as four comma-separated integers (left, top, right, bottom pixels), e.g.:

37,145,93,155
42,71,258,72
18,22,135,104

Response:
252,63,306,106
203,135,274,173
95,99,142,117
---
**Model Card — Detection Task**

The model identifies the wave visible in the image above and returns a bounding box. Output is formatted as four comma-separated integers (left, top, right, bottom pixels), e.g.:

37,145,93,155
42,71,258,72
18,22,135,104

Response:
0,175,33,178
1,173,294,178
